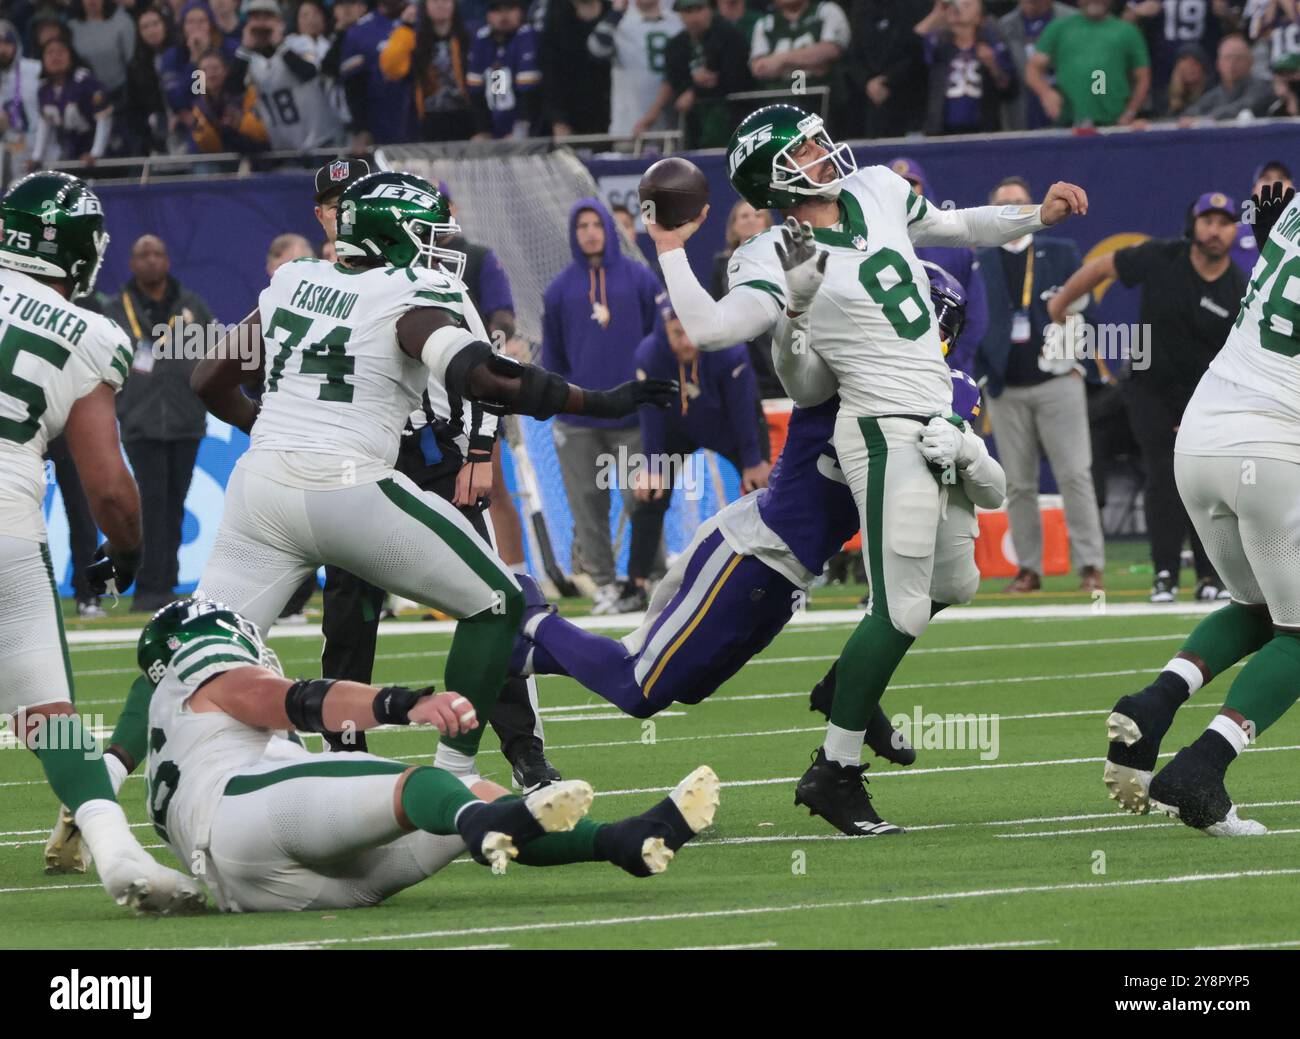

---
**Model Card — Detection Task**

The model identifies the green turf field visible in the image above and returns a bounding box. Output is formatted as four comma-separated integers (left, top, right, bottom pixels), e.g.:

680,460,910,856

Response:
4,551,1298,950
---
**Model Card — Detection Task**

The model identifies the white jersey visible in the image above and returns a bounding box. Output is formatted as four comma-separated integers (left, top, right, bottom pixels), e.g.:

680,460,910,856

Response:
252,258,479,482
603,8,681,135
0,269,132,540
145,633,309,870
1179,195,1300,464
243,40,343,151
727,166,952,419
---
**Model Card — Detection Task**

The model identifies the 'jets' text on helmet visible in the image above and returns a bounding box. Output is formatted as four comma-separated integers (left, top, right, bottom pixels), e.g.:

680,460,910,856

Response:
0,171,109,298
726,105,857,211
334,171,465,280
138,598,281,687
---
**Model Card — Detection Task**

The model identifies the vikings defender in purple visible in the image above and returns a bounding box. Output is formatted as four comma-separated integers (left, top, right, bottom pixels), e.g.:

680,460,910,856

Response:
513,367,1001,742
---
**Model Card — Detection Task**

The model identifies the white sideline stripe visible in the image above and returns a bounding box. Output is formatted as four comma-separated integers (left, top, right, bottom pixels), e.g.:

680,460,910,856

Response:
165,867,1300,950
63,600,1221,649
918,939,1059,950
672,940,778,951
66,631,1192,678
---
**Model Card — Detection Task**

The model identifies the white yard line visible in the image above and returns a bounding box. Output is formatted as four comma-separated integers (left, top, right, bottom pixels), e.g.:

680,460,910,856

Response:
672,940,778,951
163,867,1300,950
917,939,1060,950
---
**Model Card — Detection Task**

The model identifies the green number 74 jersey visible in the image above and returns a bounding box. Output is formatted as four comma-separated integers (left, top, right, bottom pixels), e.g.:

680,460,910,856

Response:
0,268,132,540
253,257,482,472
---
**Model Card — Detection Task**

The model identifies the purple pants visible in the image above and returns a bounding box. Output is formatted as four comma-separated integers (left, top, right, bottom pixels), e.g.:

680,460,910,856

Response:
532,528,800,716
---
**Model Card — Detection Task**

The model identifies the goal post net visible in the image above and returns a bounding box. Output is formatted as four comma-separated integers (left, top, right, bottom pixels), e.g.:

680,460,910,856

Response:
375,141,740,594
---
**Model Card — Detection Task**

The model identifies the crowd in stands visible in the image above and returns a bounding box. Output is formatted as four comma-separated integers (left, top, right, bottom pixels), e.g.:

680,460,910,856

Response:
1,0,1297,175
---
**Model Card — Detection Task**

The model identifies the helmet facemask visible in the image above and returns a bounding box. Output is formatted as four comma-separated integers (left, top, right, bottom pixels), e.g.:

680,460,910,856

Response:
771,115,857,202
403,214,466,281
70,227,109,298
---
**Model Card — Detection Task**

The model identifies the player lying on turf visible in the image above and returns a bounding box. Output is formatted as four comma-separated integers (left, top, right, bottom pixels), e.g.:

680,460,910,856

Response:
189,171,676,793
1098,180,1300,837
102,598,720,912
0,172,204,914
511,277,1005,830
648,103,1082,835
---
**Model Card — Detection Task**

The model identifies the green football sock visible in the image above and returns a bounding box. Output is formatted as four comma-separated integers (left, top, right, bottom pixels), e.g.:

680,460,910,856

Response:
34,716,115,812
107,675,155,771
829,611,915,731
1181,602,1275,679
1222,632,1300,737
515,819,604,866
400,765,480,835
441,591,523,756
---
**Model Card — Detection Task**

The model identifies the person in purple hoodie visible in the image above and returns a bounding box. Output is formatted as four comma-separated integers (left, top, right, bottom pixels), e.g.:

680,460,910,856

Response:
629,298,770,599
884,156,988,374
542,196,663,615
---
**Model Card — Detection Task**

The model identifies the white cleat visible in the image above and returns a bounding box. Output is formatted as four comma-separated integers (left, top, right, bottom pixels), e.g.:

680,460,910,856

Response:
97,849,207,915
640,837,674,875
1104,711,1153,814
478,832,518,875
1103,760,1153,814
44,805,91,875
669,765,721,835
524,779,594,833
1205,806,1268,837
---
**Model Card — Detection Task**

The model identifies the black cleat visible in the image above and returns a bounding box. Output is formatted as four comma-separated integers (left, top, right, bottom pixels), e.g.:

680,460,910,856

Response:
1104,689,1179,813
793,747,903,836
506,737,563,794
597,766,721,876
808,666,914,766
457,780,595,872
1148,732,1265,836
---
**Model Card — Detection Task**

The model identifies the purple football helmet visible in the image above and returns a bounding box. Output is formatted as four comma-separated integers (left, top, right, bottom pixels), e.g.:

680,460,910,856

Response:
921,260,967,354
950,368,983,426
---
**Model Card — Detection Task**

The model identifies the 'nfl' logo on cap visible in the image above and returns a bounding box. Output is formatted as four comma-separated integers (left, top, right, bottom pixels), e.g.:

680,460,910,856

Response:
329,161,350,183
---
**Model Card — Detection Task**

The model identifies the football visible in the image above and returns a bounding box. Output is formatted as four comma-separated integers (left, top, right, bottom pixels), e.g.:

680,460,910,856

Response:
637,156,709,230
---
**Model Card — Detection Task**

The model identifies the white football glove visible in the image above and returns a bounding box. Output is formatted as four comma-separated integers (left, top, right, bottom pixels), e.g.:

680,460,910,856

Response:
774,216,828,314
919,417,979,471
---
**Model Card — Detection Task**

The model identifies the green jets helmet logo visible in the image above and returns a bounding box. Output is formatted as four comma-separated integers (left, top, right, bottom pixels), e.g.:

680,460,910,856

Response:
729,124,773,177
362,183,440,209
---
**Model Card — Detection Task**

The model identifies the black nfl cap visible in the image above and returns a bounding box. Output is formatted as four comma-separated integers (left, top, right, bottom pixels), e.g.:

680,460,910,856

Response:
314,157,372,203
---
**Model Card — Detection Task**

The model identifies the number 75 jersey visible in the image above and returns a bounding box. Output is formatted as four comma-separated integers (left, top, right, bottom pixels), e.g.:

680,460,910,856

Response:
253,257,481,471
726,166,951,419
0,268,133,540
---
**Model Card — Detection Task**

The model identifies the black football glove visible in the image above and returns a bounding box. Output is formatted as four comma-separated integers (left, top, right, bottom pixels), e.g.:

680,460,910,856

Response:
85,542,141,599
1251,181,1296,246
582,378,678,418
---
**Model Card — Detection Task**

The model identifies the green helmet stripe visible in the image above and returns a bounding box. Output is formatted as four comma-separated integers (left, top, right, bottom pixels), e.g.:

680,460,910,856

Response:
170,635,244,668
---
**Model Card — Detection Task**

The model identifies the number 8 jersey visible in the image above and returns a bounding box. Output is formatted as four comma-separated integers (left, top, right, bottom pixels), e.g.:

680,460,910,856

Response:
252,256,483,476
0,268,132,540
725,166,951,419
